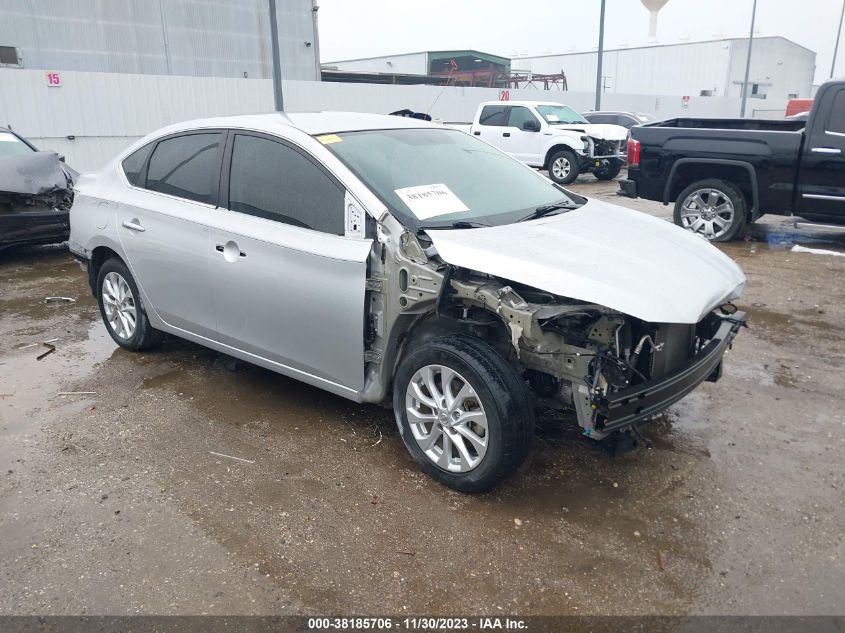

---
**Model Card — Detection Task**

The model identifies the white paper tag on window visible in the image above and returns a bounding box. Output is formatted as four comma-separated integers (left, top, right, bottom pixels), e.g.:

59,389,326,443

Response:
394,183,469,220
0,132,17,142
546,114,560,122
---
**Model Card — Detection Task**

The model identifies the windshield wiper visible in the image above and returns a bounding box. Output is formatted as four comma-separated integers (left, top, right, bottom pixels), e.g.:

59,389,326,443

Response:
426,220,491,230
517,202,578,223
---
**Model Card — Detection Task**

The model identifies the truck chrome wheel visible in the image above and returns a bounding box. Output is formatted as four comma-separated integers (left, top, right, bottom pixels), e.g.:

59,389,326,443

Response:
405,364,488,473
680,188,735,240
551,156,571,181
101,271,137,340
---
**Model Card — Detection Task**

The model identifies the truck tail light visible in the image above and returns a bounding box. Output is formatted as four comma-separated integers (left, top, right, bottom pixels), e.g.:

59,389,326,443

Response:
627,138,641,167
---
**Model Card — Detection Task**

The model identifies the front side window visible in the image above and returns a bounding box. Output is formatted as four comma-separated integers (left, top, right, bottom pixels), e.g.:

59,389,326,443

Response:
507,106,539,129
0,130,35,157
228,134,344,235
536,105,589,125
324,127,581,230
145,133,222,204
121,143,154,186
478,105,508,127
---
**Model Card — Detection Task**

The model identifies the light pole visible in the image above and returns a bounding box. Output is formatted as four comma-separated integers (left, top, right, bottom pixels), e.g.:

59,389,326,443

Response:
831,0,845,78
739,0,758,118
269,0,285,111
595,0,606,110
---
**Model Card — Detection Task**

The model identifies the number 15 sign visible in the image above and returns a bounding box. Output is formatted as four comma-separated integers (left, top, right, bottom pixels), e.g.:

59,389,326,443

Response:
46,72,62,87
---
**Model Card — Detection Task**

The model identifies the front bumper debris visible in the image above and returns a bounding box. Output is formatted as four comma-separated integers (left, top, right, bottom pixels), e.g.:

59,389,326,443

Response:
617,178,637,198
596,312,746,432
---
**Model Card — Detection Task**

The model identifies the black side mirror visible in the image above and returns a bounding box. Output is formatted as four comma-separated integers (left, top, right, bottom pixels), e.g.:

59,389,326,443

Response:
522,119,540,132
57,154,66,163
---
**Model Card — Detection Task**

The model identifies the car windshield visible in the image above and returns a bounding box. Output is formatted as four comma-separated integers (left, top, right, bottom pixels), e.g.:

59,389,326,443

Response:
535,105,589,125
0,130,35,157
322,127,582,230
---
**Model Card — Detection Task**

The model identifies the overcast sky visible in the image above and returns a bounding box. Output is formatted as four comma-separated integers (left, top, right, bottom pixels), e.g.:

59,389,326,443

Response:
318,0,842,86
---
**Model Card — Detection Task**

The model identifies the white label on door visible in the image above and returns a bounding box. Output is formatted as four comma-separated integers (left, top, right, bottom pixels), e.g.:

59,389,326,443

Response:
394,183,469,220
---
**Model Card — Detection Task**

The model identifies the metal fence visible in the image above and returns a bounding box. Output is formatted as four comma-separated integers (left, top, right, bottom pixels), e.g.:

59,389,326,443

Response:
0,69,788,172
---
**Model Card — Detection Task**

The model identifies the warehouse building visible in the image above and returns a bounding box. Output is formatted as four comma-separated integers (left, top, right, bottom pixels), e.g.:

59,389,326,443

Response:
0,0,320,81
514,37,815,102
322,50,515,87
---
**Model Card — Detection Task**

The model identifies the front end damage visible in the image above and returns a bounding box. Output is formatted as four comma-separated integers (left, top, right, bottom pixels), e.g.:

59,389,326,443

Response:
0,152,75,249
361,215,745,444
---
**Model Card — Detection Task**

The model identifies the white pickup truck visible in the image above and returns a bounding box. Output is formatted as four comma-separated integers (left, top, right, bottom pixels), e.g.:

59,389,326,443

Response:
448,101,628,184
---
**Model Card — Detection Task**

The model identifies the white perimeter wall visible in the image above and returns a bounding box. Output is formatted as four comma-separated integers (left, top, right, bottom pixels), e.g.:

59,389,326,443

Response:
0,69,789,172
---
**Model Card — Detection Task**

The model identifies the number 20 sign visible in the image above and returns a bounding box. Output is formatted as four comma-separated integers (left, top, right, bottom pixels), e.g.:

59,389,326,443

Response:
46,72,62,87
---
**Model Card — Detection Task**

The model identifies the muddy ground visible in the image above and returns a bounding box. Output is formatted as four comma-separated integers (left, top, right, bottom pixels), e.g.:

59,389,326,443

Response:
0,175,843,616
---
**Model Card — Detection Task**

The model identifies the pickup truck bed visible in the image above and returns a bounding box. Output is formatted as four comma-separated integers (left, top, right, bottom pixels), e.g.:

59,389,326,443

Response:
620,80,845,241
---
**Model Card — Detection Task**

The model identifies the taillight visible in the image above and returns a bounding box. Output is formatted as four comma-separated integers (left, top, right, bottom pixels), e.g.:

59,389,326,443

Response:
627,137,641,167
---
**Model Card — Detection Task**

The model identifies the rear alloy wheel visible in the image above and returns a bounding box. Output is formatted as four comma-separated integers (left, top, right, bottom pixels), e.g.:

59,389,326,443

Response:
97,258,162,351
393,335,534,492
674,179,747,242
547,149,580,185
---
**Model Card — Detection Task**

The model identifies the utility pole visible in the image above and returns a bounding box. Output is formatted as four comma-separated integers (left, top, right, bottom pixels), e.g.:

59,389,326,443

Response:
268,0,285,111
595,0,606,110
832,0,845,78
739,0,757,118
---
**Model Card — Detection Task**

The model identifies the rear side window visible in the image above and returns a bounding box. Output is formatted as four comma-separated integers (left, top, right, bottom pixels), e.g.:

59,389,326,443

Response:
227,134,344,235
145,133,222,204
826,90,845,134
121,143,153,186
479,105,508,127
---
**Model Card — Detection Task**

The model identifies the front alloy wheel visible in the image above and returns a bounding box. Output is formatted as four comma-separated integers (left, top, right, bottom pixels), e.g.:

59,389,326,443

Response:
405,364,488,473
393,335,534,492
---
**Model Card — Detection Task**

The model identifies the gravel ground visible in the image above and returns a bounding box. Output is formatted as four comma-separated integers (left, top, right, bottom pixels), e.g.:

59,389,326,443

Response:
0,174,843,616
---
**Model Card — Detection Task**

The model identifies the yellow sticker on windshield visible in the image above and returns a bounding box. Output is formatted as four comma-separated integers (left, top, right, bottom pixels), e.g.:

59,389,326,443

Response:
317,134,342,145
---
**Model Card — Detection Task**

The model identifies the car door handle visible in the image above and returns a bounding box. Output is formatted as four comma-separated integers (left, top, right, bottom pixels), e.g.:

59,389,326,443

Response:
473,131,481,136
121,219,145,232
502,132,511,137
216,243,246,257
811,147,842,154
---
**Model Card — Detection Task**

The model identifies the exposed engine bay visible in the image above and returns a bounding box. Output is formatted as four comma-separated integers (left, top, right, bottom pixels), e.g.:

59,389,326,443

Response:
360,214,745,442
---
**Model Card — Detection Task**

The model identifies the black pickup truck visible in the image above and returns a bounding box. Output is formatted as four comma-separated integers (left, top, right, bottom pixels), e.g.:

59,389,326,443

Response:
619,80,845,241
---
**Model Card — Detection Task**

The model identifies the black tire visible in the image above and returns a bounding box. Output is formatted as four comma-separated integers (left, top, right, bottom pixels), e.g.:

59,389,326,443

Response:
96,257,162,351
592,159,623,181
546,148,580,185
393,335,534,493
673,179,748,242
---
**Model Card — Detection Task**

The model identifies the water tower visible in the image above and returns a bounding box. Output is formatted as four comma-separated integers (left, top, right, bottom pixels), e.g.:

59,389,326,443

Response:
641,0,670,42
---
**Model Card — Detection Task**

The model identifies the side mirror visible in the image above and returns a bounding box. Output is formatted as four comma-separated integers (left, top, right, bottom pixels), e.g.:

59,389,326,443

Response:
522,119,540,132
58,154,66,163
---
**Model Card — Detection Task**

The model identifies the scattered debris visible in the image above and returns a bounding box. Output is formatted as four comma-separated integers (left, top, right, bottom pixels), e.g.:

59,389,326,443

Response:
633,530,641,537
369,427,383,448
656,549,666,571
790,245,845,258
45,296,76,304
18,337,59,351
57,391,96,396
36,342,56,361
397,549,416,556
513,518,523,526
208,451,255,464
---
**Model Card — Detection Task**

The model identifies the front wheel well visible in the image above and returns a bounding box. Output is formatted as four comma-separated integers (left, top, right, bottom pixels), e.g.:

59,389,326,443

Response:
543,143,580,170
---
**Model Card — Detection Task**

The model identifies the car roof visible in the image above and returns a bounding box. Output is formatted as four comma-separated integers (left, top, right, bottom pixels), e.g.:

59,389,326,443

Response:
479,101,569,108
154,111,437,138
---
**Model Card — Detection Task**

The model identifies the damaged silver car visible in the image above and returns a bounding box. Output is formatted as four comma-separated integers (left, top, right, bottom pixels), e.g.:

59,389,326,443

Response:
69,114,746,492
0,128,75,250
